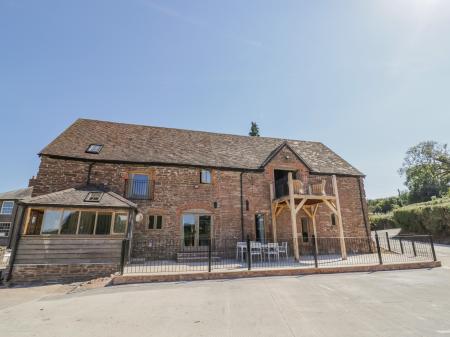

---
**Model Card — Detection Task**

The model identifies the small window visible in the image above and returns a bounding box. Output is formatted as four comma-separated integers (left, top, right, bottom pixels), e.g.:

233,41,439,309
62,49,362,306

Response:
114,213,128,233
127,174,150,199
0,201,14,215
331,213,336,226
85,192,103,202
86,144,103,154
60,210,79,235
26,209,44,235
149,215,163,229
95,212,112,235
41,210,63,234
0,222,11,237
200,169,211,184
78,211,96,235
301,217,309,242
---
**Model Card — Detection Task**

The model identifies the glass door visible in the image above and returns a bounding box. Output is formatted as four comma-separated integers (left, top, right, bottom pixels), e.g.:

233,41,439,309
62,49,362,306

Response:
182,213,211,247
182,214,196,247
198,215,211,247
255,214,265,243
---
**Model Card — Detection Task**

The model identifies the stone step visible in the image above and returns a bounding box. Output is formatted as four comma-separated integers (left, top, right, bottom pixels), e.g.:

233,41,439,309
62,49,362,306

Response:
176,251,221,263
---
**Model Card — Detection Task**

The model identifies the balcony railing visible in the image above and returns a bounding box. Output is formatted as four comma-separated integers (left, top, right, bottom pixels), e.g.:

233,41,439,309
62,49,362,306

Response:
273,175,334,199
124,179,151,200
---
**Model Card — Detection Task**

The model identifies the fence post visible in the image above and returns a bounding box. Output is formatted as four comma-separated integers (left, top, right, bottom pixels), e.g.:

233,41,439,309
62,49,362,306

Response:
120,239,128,275
429,235,437,261
246,234,251,271
375,232,383,265
399,237,404,254
312,235,318,268
412,239,417,257
208,238,212,272
385,232,391,252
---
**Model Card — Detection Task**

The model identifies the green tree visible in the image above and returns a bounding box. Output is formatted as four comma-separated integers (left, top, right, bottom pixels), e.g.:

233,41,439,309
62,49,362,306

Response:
399,141,450,203
249,122,260,137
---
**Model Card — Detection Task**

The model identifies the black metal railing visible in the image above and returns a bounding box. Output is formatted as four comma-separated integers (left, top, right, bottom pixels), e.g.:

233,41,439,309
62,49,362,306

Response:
274,175,334,199
120,233,437,275
124,179,151,200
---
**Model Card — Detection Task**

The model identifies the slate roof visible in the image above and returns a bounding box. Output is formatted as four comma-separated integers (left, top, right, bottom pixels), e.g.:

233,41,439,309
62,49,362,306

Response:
40,119,364,176
21,187,137,209
0,187,33,200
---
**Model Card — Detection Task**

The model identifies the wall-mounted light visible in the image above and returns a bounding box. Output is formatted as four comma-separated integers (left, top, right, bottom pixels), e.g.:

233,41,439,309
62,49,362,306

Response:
213,201,218,208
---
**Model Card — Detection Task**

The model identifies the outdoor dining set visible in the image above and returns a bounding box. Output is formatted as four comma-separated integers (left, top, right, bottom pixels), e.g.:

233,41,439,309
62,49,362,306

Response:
236,241,289,261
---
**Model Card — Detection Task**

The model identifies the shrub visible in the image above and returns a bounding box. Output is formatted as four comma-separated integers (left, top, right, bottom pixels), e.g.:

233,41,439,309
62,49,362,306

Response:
369,213,397,230
392,197,450,239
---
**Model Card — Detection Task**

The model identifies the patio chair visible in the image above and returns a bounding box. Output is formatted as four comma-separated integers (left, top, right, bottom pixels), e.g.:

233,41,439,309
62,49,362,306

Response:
279,242,288,258
265,243,280,261
236,242,247,261
309,179,327,195
292,179,305,194
250,241,263,262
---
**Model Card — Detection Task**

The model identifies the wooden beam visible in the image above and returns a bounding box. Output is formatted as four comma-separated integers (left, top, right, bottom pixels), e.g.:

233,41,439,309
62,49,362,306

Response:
303,206,313,218
332,175,347,260
284,200,290,210
295,198,307,214
311,204,319,255
275,205,285,217
322,199,338,215
288,172,300,261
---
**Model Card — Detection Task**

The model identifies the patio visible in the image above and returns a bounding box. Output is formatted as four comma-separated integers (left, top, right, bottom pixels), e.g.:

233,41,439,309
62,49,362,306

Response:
124,247,434,275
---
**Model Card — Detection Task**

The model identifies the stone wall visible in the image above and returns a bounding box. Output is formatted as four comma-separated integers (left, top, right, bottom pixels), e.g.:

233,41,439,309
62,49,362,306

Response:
29,154,369,252
11,263,119,283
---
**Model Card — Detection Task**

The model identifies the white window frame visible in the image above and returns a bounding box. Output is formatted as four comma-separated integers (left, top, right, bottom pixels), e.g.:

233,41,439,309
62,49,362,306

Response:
0,201,14,215
0,222,11,237
86,144,103,154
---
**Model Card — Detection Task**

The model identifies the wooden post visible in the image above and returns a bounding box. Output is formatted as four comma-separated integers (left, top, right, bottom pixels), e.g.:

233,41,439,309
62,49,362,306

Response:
332,175,347,260
312,205,319,256
304,205,319,256
270,183,277,243
288,172,300,261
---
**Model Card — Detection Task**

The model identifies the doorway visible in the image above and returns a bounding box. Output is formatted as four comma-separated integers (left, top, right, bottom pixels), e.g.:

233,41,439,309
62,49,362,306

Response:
182,213,212,248
274,169,297,198
255,213,265,243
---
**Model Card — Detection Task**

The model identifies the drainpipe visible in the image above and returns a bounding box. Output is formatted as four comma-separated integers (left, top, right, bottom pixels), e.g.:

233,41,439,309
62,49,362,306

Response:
358,177,372,245
240,172,245,241
86,162,95,185
5,204,26,282
7,202,20,249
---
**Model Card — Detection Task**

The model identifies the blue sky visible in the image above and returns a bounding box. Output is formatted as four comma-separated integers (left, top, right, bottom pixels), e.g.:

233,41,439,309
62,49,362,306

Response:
1,0,449,198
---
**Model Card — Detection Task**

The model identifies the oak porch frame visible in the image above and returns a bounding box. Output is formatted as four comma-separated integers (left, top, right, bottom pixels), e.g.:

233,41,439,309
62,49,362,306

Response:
270,173,347,261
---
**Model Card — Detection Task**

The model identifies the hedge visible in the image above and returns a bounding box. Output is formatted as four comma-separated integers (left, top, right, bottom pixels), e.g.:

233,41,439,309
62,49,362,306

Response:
392,198,450,239
369,197,450,241
369,213,397,230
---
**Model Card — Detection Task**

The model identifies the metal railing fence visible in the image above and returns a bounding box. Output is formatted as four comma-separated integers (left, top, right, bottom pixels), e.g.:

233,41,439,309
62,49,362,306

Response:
120,233,436,274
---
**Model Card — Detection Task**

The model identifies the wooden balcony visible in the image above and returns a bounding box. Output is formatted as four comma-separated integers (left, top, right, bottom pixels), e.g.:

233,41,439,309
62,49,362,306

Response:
270,173,347,261
272,175,335,205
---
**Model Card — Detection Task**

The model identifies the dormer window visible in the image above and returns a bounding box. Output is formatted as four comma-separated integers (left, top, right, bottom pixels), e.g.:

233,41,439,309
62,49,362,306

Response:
86,144,103,154
84,192,103,202
200,169,211,184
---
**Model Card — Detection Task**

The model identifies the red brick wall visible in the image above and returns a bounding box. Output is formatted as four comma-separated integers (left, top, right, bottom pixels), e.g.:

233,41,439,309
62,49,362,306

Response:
30,154,369,248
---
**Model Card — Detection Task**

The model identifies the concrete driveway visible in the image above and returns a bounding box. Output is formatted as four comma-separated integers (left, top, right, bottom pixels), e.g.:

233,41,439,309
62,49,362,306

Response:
1,246,450,337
